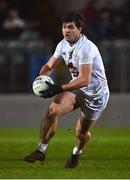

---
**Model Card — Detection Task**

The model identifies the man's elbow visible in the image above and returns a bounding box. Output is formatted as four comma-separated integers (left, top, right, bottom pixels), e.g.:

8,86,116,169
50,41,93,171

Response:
81,78,90,87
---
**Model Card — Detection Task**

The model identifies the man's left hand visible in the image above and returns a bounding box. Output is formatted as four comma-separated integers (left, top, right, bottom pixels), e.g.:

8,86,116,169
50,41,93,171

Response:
39,81,63,98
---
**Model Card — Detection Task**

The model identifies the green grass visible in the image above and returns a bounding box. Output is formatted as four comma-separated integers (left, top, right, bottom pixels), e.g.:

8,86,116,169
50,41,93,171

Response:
0,127,130,179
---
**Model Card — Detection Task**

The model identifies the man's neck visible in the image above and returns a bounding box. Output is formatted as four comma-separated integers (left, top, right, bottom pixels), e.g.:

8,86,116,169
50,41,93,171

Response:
69,34,81,47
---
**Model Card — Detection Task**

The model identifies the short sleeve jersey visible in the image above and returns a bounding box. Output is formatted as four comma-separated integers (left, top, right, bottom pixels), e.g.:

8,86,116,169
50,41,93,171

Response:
53,34,108,94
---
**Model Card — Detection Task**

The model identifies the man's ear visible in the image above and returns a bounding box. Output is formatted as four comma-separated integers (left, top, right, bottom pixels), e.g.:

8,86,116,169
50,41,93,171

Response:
79,27,82,32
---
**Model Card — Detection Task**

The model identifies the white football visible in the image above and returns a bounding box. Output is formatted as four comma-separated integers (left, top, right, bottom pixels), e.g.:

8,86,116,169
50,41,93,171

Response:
32,75,54,96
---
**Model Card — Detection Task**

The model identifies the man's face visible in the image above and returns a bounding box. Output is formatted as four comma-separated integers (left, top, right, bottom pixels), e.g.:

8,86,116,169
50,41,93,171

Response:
62,22,81,44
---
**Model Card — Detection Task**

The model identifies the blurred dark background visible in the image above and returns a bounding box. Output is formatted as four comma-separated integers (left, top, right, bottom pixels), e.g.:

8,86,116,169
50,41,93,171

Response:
0,0,130,93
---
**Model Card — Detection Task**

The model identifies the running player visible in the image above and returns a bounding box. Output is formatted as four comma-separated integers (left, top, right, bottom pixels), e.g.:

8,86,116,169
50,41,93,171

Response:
24,12,110,168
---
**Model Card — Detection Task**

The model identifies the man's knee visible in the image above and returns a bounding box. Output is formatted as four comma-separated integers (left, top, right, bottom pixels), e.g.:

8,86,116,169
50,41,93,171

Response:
47,105,60,120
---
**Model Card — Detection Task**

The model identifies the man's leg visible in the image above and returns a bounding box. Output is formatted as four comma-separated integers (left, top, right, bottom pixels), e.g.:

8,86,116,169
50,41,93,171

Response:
39,114,58,144
39,91,78,145
24,112,58,163
65,114,96,168
25,92,78,163
65,89,110,168
75,114,95,151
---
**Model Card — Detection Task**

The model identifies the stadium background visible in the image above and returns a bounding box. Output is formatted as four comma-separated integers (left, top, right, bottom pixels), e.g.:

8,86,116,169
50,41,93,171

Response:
0,0,130,127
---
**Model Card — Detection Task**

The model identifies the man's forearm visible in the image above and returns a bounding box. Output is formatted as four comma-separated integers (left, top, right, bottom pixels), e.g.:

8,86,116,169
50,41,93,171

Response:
39,64,52,76
62,77,89,91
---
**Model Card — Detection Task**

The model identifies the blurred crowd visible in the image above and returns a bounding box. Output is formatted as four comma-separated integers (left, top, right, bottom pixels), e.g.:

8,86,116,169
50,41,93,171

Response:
0,0,130,43
0,0,60,42
82,0,130,43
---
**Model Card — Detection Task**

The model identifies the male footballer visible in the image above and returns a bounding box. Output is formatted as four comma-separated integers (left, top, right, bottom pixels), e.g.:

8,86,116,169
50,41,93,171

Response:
25,11,110,168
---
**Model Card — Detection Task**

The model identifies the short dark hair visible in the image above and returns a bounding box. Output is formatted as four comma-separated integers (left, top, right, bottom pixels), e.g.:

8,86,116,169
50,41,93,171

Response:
61,11,84,28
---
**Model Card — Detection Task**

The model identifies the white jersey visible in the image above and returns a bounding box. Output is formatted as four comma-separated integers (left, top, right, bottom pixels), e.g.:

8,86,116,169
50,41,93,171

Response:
53,34,108,95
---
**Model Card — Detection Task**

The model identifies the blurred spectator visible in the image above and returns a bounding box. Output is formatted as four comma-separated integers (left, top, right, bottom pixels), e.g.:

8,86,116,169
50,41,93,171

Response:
0,0,8,36
2,8,26,39
85,7,111,43
109,11,127,39
38,0,61,43
82,0,96,24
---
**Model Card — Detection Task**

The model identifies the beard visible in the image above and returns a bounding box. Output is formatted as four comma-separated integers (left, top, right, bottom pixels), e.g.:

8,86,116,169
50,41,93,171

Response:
65,35,80,45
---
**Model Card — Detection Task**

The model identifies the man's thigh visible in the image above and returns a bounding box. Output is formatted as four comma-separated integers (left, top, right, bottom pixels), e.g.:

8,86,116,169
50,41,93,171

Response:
50,92,79,116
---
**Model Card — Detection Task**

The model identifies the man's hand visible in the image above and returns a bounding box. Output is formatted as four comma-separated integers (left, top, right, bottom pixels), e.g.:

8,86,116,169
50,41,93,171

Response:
39,81,63,98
